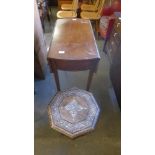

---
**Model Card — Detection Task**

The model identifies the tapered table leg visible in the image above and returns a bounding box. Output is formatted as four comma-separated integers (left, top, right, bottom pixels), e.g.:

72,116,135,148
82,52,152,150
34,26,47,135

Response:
53,69,60,91
86,69,94,91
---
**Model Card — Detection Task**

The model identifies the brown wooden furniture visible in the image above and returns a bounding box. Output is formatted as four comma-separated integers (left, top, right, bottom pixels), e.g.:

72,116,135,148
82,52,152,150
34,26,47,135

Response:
57,0,93,8
57,10,77,18
57,0,79,18
34,0,47,79
48,87,100,138
81,0,100,11
61,0,79,10
47,18,100,91
104,13,121,108
80,0,106,37
58,0,72,8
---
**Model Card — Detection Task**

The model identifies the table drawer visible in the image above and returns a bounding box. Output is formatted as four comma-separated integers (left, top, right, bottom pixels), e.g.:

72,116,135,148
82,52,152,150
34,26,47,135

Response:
48,59,100,72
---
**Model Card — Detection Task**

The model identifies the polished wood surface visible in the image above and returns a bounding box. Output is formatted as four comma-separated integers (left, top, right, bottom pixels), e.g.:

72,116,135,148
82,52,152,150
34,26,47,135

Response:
48,18,100,91
48,19,100,60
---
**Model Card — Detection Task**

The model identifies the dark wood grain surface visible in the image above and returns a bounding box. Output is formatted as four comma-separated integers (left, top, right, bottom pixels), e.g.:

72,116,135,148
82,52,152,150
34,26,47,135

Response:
48,18,100,61
47,18,100,91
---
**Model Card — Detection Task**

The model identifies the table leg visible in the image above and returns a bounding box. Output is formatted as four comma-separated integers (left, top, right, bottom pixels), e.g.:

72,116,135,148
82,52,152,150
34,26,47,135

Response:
53,69,61,91
86,69,94,91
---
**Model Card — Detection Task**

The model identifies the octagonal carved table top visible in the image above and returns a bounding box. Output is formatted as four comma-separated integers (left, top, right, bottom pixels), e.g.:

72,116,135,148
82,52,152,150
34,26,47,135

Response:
48,88,100,138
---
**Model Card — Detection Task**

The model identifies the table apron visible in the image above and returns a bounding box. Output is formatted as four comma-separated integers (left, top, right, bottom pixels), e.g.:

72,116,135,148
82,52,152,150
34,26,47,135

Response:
48,59,100,72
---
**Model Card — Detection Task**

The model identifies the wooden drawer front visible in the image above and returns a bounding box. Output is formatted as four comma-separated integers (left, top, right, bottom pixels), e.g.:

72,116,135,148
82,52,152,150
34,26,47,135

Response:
48,59,100,71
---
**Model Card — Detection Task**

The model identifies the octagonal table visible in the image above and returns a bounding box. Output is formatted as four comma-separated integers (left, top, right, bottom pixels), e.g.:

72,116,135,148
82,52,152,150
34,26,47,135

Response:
48,87,100,138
